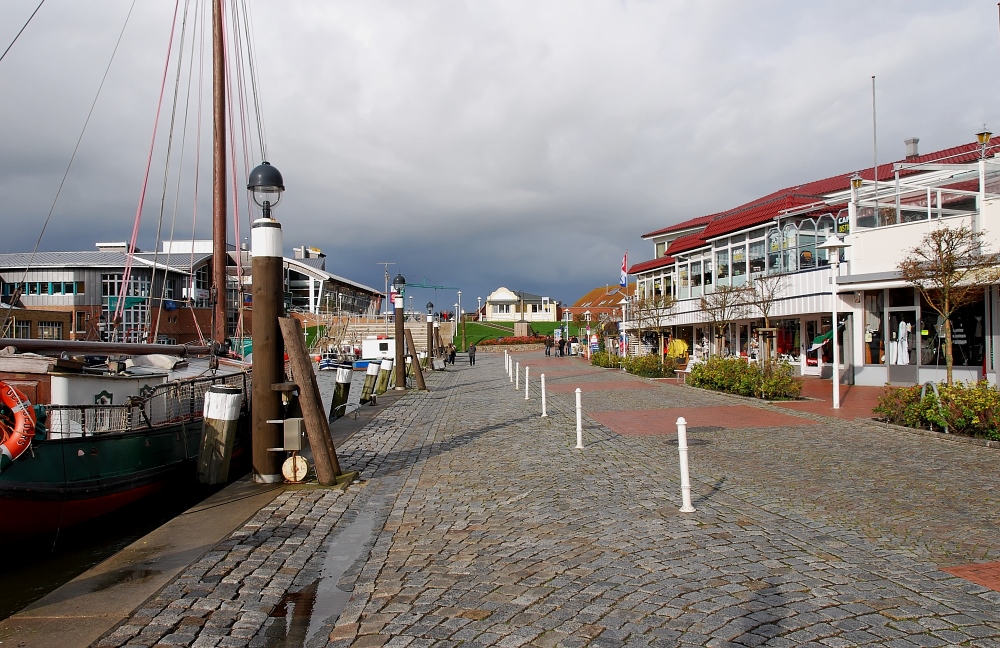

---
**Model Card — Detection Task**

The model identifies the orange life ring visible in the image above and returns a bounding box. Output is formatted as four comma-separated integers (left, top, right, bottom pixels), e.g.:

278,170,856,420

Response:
0,382,36,472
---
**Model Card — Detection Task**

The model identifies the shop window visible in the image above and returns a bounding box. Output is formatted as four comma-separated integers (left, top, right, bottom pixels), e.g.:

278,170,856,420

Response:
703,259,713,287
678,265,689,299
715,249,729,286
918,294,985,367
767,229,783,273
690,261,702,297
774,318,802,363
749,240,765,275
731,246,747,286
864,290,885,364
887,312,917,366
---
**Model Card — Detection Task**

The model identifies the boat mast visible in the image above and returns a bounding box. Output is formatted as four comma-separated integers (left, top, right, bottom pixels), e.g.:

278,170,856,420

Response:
212,0,227,348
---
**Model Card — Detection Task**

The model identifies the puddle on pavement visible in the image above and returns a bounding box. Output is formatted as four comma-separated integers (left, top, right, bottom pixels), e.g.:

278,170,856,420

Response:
262,507,378,647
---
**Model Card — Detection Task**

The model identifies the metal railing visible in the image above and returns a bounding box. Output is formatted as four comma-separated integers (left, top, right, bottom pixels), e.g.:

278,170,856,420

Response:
45,371,251,438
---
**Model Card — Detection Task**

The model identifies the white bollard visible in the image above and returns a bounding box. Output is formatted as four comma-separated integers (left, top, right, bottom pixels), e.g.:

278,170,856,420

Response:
509,357,513,382
515,361,520,390
525,366,530,400
575,388,584,449
676,417,695,513
541,374,548,417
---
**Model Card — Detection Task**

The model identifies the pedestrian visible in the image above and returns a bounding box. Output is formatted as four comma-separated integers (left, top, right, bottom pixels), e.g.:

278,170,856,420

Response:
544,335,553,356
558,337,566,357
448,344,457,365
468,343,477,365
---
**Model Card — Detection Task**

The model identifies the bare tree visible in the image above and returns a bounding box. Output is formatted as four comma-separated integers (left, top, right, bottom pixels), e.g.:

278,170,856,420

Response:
898,225,1000,385
629,294,675,360
744,273,788,328
699,285,749,356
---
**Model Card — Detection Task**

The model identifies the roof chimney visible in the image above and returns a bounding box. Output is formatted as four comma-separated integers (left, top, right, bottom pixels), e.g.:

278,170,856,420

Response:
905,137,920,160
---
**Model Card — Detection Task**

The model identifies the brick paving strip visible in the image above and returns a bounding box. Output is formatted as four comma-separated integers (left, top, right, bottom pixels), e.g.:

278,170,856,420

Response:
95,352,1000,647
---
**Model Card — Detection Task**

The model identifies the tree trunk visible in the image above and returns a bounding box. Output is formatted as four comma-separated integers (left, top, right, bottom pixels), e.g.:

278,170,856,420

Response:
944,315,954,387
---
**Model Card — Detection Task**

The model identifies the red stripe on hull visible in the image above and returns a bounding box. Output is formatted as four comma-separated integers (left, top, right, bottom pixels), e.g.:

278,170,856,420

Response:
0,481,167,537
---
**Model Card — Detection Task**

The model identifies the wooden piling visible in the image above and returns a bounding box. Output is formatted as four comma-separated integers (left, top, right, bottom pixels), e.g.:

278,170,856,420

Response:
404,328,427,390
279,317,341,484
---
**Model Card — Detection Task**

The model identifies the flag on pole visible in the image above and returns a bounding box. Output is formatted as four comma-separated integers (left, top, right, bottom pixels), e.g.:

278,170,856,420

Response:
620,251,627,287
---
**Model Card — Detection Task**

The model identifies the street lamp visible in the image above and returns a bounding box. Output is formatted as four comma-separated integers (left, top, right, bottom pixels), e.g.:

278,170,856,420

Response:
426,302,435,365
977,124,992,159
478,296,482,321
563,309,571,351
392,273,406,390
817,234,851,409
247,160,286,483
584,310,591,359
457,291,462,350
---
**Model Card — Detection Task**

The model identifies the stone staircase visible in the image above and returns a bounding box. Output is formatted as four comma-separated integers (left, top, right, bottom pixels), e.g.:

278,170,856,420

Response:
336,318,456,353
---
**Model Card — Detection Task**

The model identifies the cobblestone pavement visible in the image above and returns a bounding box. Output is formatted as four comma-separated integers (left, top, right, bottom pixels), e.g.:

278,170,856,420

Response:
97,351,1000,647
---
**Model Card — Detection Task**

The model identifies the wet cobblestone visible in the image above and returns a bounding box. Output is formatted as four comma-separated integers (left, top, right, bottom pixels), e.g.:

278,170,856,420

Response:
96,351,1000,646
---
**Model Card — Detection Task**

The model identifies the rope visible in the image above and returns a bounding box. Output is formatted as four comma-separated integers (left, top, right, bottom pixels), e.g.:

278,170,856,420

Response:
154,0,202,344
188,0,208,332
1,0,137,337
115,0,183,333
0,0,45,65
148,0,195,343
240,0,267,161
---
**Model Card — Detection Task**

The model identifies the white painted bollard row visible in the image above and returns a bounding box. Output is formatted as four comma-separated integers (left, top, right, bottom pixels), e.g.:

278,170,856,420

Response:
676,417,695,513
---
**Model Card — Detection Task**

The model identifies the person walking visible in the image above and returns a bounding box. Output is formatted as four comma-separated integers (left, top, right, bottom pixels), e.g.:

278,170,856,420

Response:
448,344,457,365
558,337,566,357
544,335,553,356
468,343,477,365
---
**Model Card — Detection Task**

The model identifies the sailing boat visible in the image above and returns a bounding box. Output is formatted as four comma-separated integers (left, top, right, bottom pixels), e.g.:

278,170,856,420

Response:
0,2,261,537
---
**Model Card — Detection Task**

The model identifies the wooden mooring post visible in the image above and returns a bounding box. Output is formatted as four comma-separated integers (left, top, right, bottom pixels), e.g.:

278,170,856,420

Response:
278,317,342,484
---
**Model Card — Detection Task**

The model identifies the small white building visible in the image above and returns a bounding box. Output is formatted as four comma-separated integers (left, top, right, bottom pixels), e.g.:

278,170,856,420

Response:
483,287,558,323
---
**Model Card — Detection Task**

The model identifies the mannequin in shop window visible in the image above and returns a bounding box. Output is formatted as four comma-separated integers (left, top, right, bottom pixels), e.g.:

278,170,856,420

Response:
895,320,911,365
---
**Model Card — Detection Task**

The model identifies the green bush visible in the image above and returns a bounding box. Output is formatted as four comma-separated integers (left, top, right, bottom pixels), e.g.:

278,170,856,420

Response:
590,351,618,369
688,357,801,400
624,354,676,378
590,352,675,378
874,381,1000,440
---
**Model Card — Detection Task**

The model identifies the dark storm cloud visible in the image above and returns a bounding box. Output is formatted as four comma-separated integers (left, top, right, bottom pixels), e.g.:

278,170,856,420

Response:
1,1,998,306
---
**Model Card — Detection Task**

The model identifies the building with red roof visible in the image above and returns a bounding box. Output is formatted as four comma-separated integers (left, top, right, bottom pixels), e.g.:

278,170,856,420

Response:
624,134,1000,388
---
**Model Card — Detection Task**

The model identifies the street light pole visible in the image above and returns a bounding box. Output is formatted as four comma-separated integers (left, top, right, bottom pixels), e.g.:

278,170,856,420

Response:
818,234,850,409
426,302,434,369
392,273,406,390
248,161,285,484
457,290,462,350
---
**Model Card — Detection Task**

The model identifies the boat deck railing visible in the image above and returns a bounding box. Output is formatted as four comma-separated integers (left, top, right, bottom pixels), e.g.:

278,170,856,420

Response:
44,371,252,438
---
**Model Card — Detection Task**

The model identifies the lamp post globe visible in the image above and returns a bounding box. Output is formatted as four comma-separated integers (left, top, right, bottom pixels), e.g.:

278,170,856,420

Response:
247,161,285,218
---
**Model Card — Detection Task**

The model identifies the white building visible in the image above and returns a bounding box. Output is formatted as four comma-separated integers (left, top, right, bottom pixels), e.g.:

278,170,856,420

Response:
627,135,1000,386
483,287,558,323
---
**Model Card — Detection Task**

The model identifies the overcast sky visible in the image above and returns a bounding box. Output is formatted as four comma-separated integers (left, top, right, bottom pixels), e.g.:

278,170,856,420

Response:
1,1,998,312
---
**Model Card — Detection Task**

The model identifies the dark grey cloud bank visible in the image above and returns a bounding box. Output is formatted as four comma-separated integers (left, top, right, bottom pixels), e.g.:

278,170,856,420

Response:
1,1,997,309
